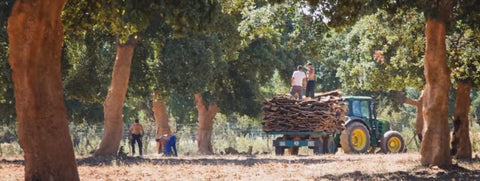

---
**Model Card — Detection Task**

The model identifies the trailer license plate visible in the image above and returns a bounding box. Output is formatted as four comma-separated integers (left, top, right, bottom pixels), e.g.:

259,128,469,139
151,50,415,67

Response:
308,141,314,147
279,141,285,146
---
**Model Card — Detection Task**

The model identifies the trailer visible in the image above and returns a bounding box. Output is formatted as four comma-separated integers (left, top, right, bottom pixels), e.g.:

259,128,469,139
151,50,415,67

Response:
264,96,406,155
269,131,339,155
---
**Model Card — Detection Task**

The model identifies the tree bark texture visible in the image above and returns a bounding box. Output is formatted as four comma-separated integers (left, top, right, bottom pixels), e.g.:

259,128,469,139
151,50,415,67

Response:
95,40,136,156
153,93,171,154
404,91,424,141
421,17,452,167
195,93,219,155
451,82,472,159
7,0,79,180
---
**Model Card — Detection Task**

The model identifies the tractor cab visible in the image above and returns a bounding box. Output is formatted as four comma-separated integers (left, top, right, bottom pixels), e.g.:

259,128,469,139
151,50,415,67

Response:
339,96,404,153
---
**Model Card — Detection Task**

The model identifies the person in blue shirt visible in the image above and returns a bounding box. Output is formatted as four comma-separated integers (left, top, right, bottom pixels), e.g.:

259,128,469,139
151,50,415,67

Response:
156,134,177,156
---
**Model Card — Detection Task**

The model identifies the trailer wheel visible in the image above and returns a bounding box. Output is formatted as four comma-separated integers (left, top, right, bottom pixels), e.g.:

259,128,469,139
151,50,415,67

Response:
323,136,337,154
289,147,299,155
340,122,371,154
313,138,324,155
275,146,285,155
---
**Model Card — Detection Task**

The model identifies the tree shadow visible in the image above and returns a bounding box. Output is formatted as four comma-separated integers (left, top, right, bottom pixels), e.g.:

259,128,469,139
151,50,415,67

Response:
0,159,23,165
319,164,480,180
76,155,336,167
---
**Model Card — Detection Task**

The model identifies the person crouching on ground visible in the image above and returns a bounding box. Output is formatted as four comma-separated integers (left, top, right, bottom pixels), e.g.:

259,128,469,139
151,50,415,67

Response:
156,134,178,156
129,119,144,156
290,65,306,100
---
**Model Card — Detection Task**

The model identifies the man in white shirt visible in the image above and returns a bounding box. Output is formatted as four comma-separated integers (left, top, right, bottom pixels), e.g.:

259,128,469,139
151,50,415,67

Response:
290,65,306,100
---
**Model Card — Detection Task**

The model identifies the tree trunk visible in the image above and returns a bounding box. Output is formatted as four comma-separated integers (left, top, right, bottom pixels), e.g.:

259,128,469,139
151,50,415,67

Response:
451,82,472,159
194,93,219,155
404,91,425,142
421,17,452,167
7,0,79,180
95,39,137,156
153,93,171,154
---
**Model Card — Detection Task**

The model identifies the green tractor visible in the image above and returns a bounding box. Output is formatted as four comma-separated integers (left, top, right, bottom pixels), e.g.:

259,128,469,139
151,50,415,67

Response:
338,96,405,153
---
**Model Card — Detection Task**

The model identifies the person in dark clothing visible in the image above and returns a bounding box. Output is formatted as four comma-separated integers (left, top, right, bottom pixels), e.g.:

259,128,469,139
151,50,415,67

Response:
305,62,316,98
129,119,144,156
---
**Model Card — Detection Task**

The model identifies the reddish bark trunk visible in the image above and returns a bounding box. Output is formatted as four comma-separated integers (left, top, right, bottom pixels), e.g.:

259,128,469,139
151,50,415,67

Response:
95,39,137,156
451,82,472,159
421,17,452,167
194,93,219,155
404,91,425,141
153,93,171,154
7,0,79,180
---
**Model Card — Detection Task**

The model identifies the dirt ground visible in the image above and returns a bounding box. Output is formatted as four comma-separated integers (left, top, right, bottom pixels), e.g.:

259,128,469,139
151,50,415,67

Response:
2,152,480,180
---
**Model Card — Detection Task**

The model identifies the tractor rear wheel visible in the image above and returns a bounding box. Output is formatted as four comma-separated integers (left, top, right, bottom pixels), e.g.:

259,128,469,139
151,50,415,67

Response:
380,131,405,153
340,122,371,154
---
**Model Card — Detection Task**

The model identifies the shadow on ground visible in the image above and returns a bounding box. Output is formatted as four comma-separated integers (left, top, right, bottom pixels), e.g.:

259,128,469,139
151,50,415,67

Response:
3,156,480,180
320,164,480,180
75,155,335,167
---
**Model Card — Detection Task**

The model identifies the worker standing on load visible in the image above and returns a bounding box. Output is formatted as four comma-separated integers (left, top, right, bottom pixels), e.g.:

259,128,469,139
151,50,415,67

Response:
305,62,315,98
129,119,144,156
290,65,307,100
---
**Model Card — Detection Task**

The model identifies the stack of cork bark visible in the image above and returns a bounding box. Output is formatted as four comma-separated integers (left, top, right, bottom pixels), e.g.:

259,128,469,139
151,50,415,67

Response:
262,90,346,133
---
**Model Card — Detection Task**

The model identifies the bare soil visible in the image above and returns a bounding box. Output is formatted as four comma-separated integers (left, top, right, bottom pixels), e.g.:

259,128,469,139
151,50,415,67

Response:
2,153,480,180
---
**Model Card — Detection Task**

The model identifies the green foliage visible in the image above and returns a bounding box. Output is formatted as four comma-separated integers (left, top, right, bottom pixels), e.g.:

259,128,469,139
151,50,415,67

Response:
448,22,480,88
159,34,224,95
63,31,115,103
63,0,157,43
215,38,282,116
336,10,424,92
161,0,222,37
238,2,284,42
66,100,104,124
259,70,290,98
127,40,157,98
454,0,480,29
167,92,197,124
0,0,15,125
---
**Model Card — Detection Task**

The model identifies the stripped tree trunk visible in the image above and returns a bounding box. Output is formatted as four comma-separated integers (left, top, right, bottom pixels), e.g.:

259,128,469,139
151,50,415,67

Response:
95,38,137,156
404,91,425,142
153,93,172,154
7,0,79,179
451,82,472,159
421,6,453,167
194,93,219,155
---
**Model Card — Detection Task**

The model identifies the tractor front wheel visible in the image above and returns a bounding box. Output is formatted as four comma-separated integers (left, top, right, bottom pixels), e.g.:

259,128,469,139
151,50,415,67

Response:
380,131,405,153
340,122,371,154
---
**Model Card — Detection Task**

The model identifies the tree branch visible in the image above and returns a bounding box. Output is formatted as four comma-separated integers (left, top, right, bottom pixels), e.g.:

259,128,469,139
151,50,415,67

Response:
404,97,419,106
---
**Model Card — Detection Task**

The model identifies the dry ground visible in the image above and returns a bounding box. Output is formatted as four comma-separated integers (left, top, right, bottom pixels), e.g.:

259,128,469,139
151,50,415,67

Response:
2,152,480,180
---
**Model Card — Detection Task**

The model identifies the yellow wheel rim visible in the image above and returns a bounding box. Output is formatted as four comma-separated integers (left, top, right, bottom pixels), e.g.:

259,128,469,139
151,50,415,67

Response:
387,137,402,152
351,129,367,150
